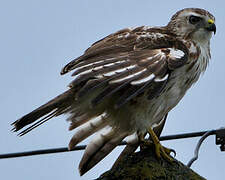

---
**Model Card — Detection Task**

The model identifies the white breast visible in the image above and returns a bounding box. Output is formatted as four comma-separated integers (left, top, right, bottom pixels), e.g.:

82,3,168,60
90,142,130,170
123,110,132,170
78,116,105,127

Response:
132,42,210,132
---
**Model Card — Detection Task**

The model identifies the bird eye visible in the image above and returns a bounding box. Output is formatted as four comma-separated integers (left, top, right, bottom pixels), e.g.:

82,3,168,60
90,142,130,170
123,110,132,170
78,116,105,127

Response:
189,15,202,24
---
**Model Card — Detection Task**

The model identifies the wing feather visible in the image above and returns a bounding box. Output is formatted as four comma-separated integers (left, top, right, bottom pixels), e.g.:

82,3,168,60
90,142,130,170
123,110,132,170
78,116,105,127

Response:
115,82,151,109
71,55,128,76
91,83,128,106
62,27,188,109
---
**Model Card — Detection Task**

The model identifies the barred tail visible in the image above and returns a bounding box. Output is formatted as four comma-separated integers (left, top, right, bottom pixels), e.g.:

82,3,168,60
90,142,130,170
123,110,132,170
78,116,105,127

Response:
12,89,75,136
79,126,128,176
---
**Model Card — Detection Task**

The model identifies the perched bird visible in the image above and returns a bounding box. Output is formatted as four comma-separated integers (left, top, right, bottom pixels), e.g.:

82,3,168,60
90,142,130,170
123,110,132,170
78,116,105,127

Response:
12,8,216,176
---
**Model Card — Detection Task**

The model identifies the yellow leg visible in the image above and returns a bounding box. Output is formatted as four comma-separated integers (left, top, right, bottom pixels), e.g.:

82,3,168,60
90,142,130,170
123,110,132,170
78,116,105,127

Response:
140,128,175,162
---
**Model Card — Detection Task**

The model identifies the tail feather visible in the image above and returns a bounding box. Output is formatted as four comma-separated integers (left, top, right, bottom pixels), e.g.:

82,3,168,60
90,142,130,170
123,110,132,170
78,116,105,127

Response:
16,109,58,136
112,132,139,169
68,114,108,150
68,114,91,131
79,127,128,176
112,114,168,169
12,89,75,134
68,111,104,131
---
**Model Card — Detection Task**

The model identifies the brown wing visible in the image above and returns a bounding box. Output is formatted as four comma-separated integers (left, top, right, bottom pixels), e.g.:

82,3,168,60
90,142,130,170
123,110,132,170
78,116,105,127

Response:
61,26,189,108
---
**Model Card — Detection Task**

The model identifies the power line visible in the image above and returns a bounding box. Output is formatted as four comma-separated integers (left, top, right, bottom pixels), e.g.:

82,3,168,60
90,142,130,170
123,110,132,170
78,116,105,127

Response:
187,130,215,167
0,128,224,160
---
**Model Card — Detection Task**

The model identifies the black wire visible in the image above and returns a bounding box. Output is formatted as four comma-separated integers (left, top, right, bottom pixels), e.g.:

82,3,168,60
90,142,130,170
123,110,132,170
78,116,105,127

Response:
0,129,216,159
187,130,215,167
159,130,216,141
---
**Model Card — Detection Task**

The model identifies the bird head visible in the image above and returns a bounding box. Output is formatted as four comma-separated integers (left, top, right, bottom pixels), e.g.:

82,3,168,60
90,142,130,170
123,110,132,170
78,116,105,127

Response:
167,8,216,43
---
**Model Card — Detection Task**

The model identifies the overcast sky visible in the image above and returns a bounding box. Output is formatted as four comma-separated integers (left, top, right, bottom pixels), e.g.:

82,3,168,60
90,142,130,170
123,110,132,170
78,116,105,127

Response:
0,1,225,180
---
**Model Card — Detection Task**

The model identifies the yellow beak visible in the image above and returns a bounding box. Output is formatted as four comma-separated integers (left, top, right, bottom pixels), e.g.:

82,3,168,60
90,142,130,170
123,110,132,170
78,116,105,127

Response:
206,19,216,34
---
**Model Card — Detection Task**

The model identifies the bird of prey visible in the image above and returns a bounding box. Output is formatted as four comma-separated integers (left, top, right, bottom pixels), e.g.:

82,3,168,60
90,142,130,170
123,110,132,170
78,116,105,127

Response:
12,8,216,176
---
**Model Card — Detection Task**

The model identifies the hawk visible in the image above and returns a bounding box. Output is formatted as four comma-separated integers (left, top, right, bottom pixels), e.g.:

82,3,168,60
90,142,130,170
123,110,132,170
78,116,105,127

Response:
12,8,216,175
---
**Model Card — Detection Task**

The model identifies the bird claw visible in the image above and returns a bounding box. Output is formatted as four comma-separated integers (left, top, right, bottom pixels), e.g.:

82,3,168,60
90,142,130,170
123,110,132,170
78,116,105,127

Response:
155,143,175,162
163,146,176,157
139,128,176,162
140,138,175,162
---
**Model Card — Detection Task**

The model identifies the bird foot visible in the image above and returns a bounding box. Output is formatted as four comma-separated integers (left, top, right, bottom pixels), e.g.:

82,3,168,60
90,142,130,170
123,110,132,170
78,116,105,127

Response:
140,128,176,162
154,142,175,162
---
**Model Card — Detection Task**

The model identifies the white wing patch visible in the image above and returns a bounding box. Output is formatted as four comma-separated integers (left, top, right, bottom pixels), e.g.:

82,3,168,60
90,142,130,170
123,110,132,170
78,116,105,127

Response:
168,48,185,59
74,60,106,71
93,66,103,71
109,69,147,84
131,74,155,85
78,69,93,76
97,65,136,78
139,54,160,64
73,57,127,74
154,74,169,82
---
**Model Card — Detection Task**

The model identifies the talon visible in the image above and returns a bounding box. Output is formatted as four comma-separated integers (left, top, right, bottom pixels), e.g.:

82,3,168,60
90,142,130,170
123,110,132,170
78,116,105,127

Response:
154,142,174,162
163,146,176,157
147,128,175,162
